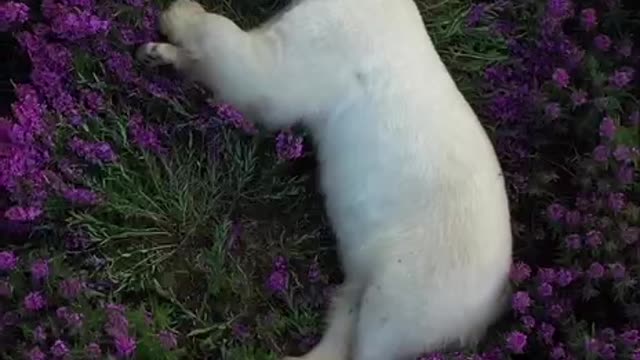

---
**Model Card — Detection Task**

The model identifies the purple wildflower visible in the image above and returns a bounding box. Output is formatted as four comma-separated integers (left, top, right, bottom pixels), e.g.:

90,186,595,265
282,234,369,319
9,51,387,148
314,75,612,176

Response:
587,262,605,279
580,8,597,31
158,330,178,350
550,344,566,359
545,103,561,119
609,68,635,88
586,230,603,248
621,330,640,347
0,251,18,271
0,2,29,31
33,325,47,343
540,323,555,344
564,234,581,250
30,259,50,281
24,291,47,311
50,10,110,41
308,260,322,283
538,282,554,298
26,347,46,360
232,322,251,341
506,331,527,353
608,263,626,280
608,192,625,212
521,315,536,329
594,34,612,51
275,131,304,161
613,145,633,162
0,280,13,298
510,262,531,282
622,227,639,245
599,117,616,140
512,291,532,313
570,89,588,107
546,203,566,222
466,3,487,27
85,343,102,359
63,187,102,206
552,68,569,87
128,114,166,155
69,137,117,164
564,210,581,227
58,277,85,299
267,269,289,294
51,339,70,358
213,103,257,134
114,335,136,358
4,206,43,221
600,343,616,359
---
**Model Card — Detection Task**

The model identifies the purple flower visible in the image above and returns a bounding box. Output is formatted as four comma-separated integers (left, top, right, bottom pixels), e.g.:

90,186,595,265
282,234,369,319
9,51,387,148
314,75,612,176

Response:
564,210,581,227
594,34,612,51
266,269,289,294
538,282,554,297
512,291,532,313
33,325,47,343
521,315,536,329
50,339,70,358
550,344,566,359
128,114,166,155
540,323,555,344
69,137,118,164
308,260,322,283
621,330,640,347
587,262,605,279
114,335,136,358
0,280,13,298
30,259,50,281
0,251,18,271
613,145,633,162
600,343,616,359
50,10,110,41
608,263,626,280
63,187,102,206
4,206,43,221
546,203,566,222
622,227,639,245
213,103,257,134
609,68,635,88
552,68,570,87
545,103,561,119
232,322,251,341
571,89,588,107
510,262,531,282
0,2,29,31
26,347,46,360
57,307,84,329
58,278,85,299
538,268,556,283
555,269,573,287
580,8,597,31
547,0,574,19
564,234,581,250
608,192,625,212
505,331,527,353
24,291,47,311
275,131,304,161
585,230,603,248
599,117,617,140
85,343,102,359
466,3,487,27
158,330,178,350
617,165,635,185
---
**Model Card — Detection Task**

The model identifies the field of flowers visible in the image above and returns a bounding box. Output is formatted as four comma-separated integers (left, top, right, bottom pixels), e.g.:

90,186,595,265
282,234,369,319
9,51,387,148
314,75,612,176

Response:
0,0,638,359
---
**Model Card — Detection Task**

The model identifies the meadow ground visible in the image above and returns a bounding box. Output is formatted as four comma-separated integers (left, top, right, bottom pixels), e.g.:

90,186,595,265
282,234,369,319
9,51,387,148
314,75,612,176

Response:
0,0,639,359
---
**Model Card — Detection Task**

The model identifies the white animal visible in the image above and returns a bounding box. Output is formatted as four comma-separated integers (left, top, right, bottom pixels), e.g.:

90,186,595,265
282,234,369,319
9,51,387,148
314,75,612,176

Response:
138,1,513,359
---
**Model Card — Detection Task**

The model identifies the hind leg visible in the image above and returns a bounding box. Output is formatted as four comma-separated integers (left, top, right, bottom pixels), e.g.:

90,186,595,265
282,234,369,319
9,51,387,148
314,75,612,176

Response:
283,282,361,360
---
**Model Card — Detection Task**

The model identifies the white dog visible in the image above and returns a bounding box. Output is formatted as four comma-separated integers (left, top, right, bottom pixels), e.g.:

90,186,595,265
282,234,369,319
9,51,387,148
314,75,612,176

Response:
138,1,513,359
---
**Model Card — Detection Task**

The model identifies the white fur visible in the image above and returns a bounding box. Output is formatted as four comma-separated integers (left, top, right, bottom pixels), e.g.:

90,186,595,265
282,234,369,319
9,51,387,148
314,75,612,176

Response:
139,1,513,359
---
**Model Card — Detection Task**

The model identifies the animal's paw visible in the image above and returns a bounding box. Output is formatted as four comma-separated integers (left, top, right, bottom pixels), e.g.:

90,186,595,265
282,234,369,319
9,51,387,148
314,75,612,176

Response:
160,0,206,42
136,42,175,67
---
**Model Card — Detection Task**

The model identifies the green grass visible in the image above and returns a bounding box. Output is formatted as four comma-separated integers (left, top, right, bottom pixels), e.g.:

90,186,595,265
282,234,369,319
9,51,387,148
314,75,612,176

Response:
68,0,510,358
